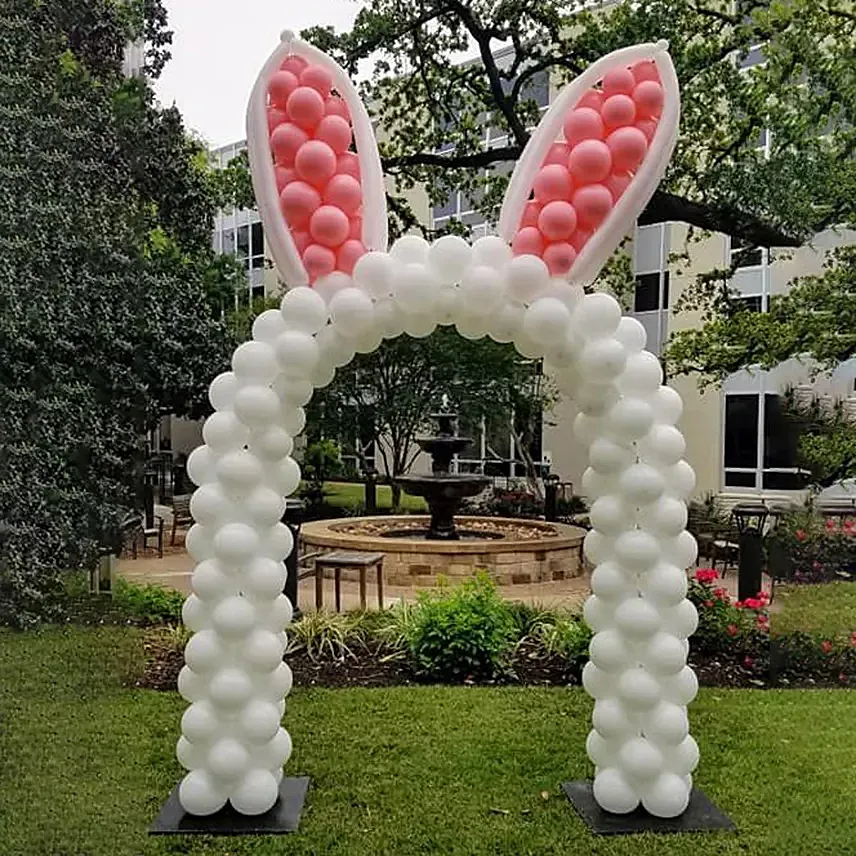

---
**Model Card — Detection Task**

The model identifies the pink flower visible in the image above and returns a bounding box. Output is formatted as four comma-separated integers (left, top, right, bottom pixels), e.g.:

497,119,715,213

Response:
796,529,807,542
839,673,849,684
826,518,837,531
713,587,730,602
822,640,833,654
703,600,714,608
743,598,762,610
813,560,824,572
727,624,739,637
850,631,856,647
694,569,718,584
743,655,754,670
844,521,854,535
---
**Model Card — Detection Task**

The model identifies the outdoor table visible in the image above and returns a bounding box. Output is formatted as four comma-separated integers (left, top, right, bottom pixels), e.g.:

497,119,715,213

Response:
312,551,385,612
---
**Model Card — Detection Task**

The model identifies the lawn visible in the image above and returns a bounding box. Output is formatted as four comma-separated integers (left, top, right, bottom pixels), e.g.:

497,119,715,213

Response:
2,627,856,855
322,480,427,512
773,581,856,638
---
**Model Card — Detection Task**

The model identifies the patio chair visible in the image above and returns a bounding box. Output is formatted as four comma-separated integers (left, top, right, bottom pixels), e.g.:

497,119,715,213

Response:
171,493,193,546
142,515,165,558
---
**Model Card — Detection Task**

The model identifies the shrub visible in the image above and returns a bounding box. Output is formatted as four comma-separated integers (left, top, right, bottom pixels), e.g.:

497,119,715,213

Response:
111,578,185,625
527,611,591,661
406,573,517,680
286,610,363,661
769,509,856,583
463,488,543,519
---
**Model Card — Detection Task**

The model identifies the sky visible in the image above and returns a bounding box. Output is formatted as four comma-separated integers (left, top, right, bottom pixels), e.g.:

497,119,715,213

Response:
153,0,363,148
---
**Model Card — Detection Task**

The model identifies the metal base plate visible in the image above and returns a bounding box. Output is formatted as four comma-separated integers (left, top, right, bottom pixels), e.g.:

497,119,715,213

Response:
150,776,309,836
562,781,736,836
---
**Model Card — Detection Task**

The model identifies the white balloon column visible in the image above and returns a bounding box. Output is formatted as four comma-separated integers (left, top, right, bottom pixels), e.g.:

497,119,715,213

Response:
173,32,697,820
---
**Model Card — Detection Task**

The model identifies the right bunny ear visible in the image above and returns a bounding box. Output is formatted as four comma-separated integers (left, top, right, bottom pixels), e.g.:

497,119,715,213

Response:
246,31,387,287
498,42,680,287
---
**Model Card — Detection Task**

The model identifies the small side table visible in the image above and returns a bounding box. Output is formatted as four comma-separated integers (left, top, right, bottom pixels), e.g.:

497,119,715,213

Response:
313,551,385,612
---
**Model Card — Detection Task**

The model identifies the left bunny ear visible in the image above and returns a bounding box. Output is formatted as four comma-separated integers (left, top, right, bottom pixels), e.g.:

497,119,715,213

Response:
246,30,388,288
498,42,680,287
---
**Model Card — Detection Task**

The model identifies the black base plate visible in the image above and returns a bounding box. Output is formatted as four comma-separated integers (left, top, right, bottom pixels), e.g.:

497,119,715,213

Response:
150,776,309,836
562,781,736,836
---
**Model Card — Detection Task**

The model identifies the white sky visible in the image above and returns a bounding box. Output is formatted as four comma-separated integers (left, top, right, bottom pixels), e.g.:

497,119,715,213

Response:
153,0,364,148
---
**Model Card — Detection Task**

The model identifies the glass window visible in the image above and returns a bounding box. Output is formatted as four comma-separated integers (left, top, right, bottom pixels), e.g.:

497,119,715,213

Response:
251,222,263,257
251,284,265,301
730,235,762,269
724,394,759,470
735,295,763,313
520,70,549,108
763,394,799,469
236,225,249,259
222,228,235,255
433,189,457,220
633,223,666,273
634,273,667,312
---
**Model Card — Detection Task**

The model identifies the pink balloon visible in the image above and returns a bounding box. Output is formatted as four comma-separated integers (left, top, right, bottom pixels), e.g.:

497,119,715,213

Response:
563,108,605,147
573,185,613,228
294,140,337,187
315,115,352,155
543,242,577,276
286,86,325,131
602,67,636,98
270,122,309,167
268,70,298,109
604,171,632,202
633,81,664,118
300,64,334,99
543,142,571,167
280,180,321,229
632,59,660,83
602,94,636,128
323,173,362,215
275,165,295,194
337,239,367,274
325,95,349,119
568,139,612,184
511,226,545,256
571,229,593,252
267,106,287,135
337,151,360,180
577,90,604,112
538,200,578,242
637,119,658,142
607,127,648,172
303,243,336,281
533,164,573,203
309,205,350,248
520,200,541,228
292,230,311,255
348,215,362,240
281,54,308,76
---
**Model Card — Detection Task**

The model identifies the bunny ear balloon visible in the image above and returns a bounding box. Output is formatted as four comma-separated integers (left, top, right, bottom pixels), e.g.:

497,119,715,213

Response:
172,31,698,824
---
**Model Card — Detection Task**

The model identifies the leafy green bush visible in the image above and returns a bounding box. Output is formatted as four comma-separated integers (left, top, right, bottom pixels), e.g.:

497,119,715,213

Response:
528,612,591,661
406,573,517,680
112,578,185,625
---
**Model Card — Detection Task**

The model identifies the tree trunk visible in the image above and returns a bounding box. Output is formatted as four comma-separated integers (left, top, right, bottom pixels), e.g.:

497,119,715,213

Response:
390,481,403,511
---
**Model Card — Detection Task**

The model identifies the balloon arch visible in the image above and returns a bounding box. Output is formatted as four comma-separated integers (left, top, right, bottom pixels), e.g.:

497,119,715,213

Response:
172,32,701,823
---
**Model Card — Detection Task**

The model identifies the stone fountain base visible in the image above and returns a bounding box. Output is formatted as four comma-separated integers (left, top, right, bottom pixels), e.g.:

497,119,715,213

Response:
299,516,586,588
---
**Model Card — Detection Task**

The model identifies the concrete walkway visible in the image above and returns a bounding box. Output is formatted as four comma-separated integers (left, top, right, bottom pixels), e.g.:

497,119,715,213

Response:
117,543,771,614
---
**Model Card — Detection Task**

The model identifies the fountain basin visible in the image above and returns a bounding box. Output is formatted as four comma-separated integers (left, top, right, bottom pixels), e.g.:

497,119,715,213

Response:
300,515,586,587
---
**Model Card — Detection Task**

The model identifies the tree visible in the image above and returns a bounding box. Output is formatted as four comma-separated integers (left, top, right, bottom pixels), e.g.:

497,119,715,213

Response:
0,0,237,625
306,329,556,507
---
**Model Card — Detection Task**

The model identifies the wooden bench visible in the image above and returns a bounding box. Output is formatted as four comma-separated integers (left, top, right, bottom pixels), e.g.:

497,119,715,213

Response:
313,551,385,612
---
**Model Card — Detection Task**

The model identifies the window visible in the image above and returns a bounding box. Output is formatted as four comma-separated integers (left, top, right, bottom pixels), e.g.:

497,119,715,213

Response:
222,228,235,255
729,234,763,269
236,225,249,259
634,272,669,312
630,223,670,356
723,393,804,491
737,44,765,69
251,284,265,301
734,294,766,313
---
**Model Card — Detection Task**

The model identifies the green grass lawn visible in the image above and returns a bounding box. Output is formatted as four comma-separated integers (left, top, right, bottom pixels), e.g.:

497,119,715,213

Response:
321,480,427,512
2,627,856,855
773,581,856,638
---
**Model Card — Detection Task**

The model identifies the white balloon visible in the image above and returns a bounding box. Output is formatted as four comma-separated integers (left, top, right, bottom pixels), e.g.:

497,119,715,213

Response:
403,312,437,339
618,736,664,780
314,271,353,304
471,235,512,270
662,530,699,569
641,772,690,818
244,486,287,528
182,594,210,632
576,381,620,417
282,406,306,437
589,496,633,537
375,298,407,339
584,529,614,565
544,333,581,368
252,308,287,344
590,561,636,601
390,234,430,265
181,699,219,742
274,331,319,378
395,263,438,314
315,324,356,367
582,661,618,699
269,457,301,497
243,557,288,600
573,412,603,446
249,426,293,462
522,297,571,345
230,769,279,816
261,525,295,564
275,375,313,408
573,292,621,338
661,667,699,706
216,450,264,492
614,316,647,353
554,366,580,397
660,600,699,639
593,768,639,814
179,769,227,816
234,385,281,428
428,235,471,284
614,598,662,638
638,496,688,538
177,666,207,703
581,467,620,500
262,662,294,700
209,372,239,412
579,338,627,383
187,445,217,486
592,699,638,738
617,667,662,711
639,425,686,466
260,727,293,768
241,628,286,673
209,667,254,710
662,460,696,499
239,699,282,744
649,386,684,424
203,411,250,454
212,596,256,639
615,530,660,571
587,730,620,767
582,594,615,632
191,559,234,601
619,464,666,507
608,398,655,442
619,351,663,395
185,524,215,562
459,265,503,314
329,287,375,338
639,563,688,607
232,341,279,385
213,523,260,564
208,738,250,782
190,484,233,527
589,629,632,673
280,286,329,334
353,251,394,298
513,331,545,358
663,735,700,774
434,286,459,326
588,437,634,475
643,631,688,676
455,315,489,341
642,701,689,746
353,324,384,353
176,735,206,771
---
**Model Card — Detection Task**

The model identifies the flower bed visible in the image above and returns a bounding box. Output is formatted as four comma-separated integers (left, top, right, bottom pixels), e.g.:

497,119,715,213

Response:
769,510,856,583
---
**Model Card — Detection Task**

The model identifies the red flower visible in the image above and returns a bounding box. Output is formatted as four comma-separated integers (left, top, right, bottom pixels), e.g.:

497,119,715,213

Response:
694,569,718,583
743,655,754,670
758,591,770,605
703,600,714,608
713,587,730,602
844,521,855,535
757,616,769,632
839,673,849,684
795,529,807,542
758,613,769,624
727,624,739,637
822,640,833,654
826,518,837,531
850,631,856,647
